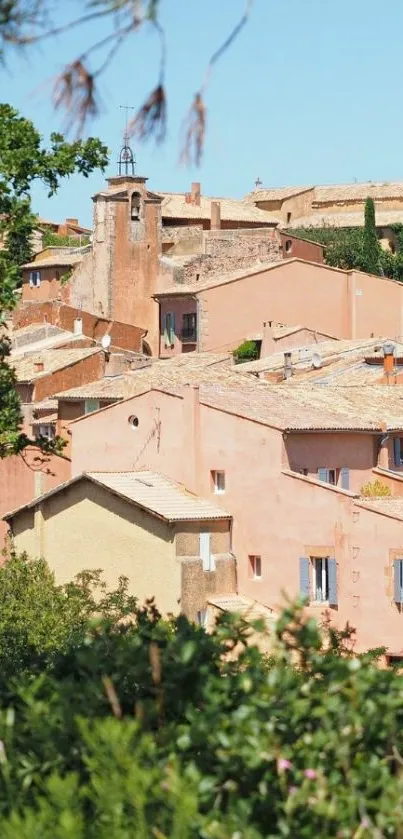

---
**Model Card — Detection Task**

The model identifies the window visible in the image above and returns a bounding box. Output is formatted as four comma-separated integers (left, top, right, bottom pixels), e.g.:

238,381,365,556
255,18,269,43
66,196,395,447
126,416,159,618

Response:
394,438,403,467
200,532,215,572
55,270,60,282
197,609,208,628
286,211,292,223
29,270,41,288
85,398,100,414
284,239,293,254
394,558,403,603
128,414,139,429
34,423,55,440
131,192,141,220
317,468,349,489
212,470,225,494
163,312,175,348
312,557,329,602
182,313,197,342
249,555,262,579
299,556,338,605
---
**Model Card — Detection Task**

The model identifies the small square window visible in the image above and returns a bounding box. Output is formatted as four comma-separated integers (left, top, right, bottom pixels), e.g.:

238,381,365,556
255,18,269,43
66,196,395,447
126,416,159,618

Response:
29,270,41,288
197,609,208,628
249,555,262,579
85,398,100,414
212,470,225,494
34,423,55,441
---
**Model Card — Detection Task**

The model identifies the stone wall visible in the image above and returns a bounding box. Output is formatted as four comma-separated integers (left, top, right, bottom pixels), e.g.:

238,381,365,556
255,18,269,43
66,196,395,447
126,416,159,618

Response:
180,554,237,620
180,229,282,286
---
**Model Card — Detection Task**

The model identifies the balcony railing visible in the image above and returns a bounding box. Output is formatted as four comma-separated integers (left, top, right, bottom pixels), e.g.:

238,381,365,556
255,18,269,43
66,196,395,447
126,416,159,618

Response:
181,329,197,343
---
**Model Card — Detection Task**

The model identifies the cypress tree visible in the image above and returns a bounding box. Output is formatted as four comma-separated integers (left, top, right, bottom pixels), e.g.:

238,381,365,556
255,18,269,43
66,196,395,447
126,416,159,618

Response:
362,196,381,274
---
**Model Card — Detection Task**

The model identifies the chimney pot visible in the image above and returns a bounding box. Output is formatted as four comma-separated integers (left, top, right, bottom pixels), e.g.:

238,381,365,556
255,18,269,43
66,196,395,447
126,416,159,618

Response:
34,359,44,373
66,218,79,226
383,341,396,381
191,182,201,206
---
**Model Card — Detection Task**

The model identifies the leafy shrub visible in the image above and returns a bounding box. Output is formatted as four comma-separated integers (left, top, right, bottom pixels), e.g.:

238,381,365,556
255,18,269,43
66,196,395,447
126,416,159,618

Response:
233,339,260,363
361,479,392,497
0,556,401,836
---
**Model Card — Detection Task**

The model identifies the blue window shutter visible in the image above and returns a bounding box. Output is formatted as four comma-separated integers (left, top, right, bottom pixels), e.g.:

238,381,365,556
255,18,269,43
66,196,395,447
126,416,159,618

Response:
328,558,338,605
394,559,403,603
299,557,310,601
340,468,350,490
170,312,176,344
317,468,329,483
394,438,401,467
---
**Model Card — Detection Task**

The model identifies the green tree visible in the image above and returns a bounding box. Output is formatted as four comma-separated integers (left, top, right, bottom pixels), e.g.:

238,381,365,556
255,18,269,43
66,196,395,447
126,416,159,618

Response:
0,555,401,837
362,196,381,275
0,103,108,456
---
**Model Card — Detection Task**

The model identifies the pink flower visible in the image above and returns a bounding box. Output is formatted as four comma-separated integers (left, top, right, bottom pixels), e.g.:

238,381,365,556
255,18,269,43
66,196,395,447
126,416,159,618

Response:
277,757,293,772
288,786,298,796
304,768,317,780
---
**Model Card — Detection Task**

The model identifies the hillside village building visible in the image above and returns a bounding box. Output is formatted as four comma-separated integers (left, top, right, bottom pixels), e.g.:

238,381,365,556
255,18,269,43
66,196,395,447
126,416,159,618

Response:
248,181,403,250
8,162,403,657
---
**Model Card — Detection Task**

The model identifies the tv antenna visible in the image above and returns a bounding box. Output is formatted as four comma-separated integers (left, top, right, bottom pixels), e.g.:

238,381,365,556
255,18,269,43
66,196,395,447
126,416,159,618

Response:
118,104,136,176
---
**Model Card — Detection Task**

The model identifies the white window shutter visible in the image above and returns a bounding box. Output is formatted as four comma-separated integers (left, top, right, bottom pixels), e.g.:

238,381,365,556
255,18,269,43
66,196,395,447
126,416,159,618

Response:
200,532,212,572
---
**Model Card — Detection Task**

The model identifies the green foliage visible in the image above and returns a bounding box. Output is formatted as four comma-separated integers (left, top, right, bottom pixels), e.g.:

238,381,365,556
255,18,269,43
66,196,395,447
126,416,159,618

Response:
233,339,260,363
41,231,90,248
0,556,401,835
362,197,381,275
0,103,108,456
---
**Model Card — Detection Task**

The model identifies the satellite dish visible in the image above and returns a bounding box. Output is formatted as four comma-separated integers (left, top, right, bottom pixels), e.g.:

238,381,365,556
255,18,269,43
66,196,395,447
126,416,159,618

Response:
101,334,111,350
311,352,322,370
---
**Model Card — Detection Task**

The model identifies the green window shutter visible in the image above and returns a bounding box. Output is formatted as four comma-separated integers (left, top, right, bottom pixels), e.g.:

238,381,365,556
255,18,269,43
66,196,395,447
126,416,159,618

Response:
299,557,310,601
394,439,401,467
317,468,329,483
169,312,175,345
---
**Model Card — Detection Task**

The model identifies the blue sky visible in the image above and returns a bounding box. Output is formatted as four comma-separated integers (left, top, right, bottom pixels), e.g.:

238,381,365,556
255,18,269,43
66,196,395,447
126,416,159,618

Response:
3,0,403,226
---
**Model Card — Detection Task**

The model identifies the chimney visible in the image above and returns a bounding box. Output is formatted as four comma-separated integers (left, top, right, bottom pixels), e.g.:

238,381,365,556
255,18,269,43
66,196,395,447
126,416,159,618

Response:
211,201,221,230
105,353,131,377
261,321,275,357
283,351,292,380
383,341,396,383
191,182,201,206
34,359,44,373
66,218,79,226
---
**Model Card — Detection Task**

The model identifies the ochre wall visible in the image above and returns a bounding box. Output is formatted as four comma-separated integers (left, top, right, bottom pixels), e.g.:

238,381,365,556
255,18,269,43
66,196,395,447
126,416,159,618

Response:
11,478,181,614
284,432,377,493
32,352,104,401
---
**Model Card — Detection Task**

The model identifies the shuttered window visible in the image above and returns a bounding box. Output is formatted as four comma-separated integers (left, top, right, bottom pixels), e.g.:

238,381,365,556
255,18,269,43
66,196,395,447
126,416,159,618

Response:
299,557,310,601
340,468,350,490
394,559,403,603
300,556,338,605
394,439,403,467
163,313,175,348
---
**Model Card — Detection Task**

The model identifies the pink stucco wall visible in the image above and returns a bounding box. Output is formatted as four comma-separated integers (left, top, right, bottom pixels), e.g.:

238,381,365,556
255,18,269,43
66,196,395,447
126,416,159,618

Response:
70,386,403,652
0,450,71,548
284,432,377,493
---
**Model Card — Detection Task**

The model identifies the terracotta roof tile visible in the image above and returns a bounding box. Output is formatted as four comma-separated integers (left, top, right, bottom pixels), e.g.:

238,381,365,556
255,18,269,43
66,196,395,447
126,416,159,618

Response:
4,470,231,523
314,182,403,203
159,192,279,224
246,186,313,202
355,498,403,521
288,210,403,229
12,347,101,383
198,383,403,432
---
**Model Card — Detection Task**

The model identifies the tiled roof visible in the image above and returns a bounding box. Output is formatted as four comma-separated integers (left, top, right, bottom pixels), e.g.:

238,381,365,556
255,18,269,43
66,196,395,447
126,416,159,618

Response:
198,383,403,432
288,210,403,229
55,352,250,400
12,347,100,382
158,192,279,224
208,594,275,626
22,253,83,269
246,186,313,202
356,498,403,521
32,399,58,413
314,182,403,203
235,337,390,375
4,470,231,523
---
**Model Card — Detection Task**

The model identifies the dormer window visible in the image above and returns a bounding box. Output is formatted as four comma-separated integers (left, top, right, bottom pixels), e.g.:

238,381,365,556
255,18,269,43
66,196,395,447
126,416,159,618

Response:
131,192,141,220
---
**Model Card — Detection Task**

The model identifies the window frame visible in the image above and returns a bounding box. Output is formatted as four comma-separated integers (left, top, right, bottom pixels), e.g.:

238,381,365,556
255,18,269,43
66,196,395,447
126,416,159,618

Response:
34,423,56,441
84,398,101,414
212,470,225,494
249,555,262,580
181,312,197,342
29,270,41,288
312,556,329,603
